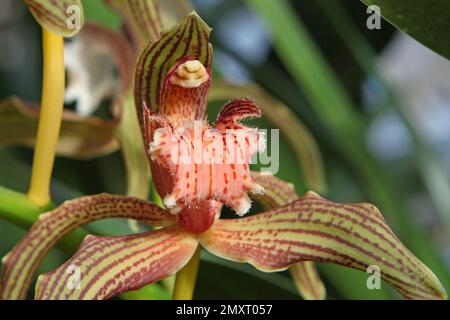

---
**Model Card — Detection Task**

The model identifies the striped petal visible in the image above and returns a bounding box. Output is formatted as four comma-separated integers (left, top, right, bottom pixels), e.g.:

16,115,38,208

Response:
251,172,326,300
0,194,174,300
35,227,198,300
200,191,447,300
24,0,84,37
134,12,212,144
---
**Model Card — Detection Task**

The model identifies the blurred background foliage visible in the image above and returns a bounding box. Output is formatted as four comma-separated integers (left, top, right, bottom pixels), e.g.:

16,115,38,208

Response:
1,0,450,299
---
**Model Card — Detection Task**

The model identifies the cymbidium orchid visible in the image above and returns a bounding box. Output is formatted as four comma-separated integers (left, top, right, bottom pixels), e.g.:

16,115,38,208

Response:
0,11,447,301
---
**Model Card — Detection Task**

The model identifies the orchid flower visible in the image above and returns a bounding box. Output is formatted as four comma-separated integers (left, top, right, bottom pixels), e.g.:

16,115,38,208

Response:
0,12,446,301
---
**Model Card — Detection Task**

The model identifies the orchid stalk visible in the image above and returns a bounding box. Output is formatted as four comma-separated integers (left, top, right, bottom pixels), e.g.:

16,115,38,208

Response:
27,30,65,207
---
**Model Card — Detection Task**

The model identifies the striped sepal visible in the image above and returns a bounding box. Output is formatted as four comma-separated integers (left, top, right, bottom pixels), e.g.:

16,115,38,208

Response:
134,12,212,143
290,261,326,300
0,194,174,299
35,227,198,300
200,191,447,300
251,172,326,300
105,0,163,49
23,0,84,37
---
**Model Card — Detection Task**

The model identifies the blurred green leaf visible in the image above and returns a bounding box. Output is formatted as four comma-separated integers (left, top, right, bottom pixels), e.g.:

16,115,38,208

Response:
362,0,450,60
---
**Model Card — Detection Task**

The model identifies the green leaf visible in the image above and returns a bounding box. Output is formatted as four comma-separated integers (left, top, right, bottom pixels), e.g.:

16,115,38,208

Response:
23,0,84,37
362,0,450,60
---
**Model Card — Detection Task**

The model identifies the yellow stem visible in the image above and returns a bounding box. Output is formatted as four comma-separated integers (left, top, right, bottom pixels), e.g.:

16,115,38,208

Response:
172,246,201,300
27,30,65,207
